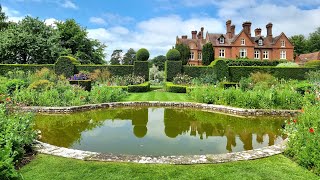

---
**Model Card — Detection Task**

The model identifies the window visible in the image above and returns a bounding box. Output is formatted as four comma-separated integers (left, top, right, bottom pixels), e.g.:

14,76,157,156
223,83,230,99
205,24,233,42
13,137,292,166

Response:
241,38,245,45
263,51,269,59
258,39,263,46
198,52,202,60
281,40,285,47
239,49,247,58
254,50,260,59
219,37,224,44
190,52,194,60
280,50,286,59
219,49,225,58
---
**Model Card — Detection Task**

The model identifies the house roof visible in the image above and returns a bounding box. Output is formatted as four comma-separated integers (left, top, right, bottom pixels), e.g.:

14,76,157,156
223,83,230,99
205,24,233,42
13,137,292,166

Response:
298,52,320,62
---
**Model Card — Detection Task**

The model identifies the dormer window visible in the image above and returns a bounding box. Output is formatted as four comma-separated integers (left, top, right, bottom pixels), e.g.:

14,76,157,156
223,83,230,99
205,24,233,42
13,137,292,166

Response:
241,38,245,45
281,40,285,47
258,39,263,46
219,37,225,44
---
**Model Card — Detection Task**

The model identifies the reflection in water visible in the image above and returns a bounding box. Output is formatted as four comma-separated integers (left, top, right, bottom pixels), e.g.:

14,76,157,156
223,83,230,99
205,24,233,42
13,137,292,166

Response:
34,107,287,155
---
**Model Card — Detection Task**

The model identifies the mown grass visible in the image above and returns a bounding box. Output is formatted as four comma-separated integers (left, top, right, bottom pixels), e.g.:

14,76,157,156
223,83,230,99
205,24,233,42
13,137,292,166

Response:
20,154,319,180
123,91,194,102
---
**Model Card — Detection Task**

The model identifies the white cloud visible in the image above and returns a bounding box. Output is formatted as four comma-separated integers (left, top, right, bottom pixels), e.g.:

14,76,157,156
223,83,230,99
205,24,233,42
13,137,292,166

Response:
89,17,107,25
61,0,78,9
44,18,59,27
2,6,24,22
102,13,135,25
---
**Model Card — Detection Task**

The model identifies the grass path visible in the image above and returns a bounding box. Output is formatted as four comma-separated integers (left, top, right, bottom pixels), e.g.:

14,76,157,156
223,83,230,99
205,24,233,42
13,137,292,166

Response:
123,91,194,102
20,154,318,180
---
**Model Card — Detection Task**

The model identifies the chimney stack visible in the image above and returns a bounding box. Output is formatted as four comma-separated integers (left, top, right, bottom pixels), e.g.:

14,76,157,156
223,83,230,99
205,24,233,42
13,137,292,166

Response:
242,21,252,37
230,25,235,38
255,28,261,36
201,27,204,39
226,20,232,38
182,35,188,39
191,30,197,39
266,23,273,41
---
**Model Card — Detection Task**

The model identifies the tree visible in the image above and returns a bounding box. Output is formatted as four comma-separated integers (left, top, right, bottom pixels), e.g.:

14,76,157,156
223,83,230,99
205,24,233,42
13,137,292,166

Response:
290,35,308,57
122,48,136,65
136,48,149,61
110,49,122,65
0,5,8,31
308,27,320,53
175,44,190,65
0,16,62,64
150,55,166,71
202,42,214,66
166,49,181,61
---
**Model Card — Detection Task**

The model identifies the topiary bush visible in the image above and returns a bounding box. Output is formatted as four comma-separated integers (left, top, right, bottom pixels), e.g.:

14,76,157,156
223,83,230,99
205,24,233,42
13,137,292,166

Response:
55,56,80,77
165,61,182,81
166,49,181,61
136,48,150,61
128,82,150,92
305,60,320,68
134,61,149,81
210,59,229,81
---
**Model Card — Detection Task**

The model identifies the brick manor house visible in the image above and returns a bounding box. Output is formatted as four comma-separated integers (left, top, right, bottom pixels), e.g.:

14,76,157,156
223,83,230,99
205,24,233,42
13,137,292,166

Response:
176,20,294,65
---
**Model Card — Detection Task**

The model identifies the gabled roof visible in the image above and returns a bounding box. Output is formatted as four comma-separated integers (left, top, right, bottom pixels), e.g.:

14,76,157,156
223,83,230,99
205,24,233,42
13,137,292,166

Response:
230,29,255,45
299,52,320,61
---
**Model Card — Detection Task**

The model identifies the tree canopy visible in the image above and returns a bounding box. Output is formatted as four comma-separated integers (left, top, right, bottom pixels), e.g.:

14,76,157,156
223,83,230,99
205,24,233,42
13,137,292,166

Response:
122,48,136,65
110,49,122,65
150,55,166,71
175,43,190,65
202,42,214,66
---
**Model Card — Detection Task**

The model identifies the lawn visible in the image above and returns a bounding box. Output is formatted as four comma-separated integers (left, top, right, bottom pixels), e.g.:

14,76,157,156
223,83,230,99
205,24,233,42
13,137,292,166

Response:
20,154,318,180
122,90,194,102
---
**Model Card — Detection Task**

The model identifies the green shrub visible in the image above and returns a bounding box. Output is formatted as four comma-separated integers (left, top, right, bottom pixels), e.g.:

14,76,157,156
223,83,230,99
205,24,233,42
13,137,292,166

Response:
166,49,181,61
210,59,229,81
172,73,192,85
55,56,79,77
294,82,313,95
0,64,54,76
202,42,214,66
29,68,57,83
165,61,182,81
192,72,218,85
5,79,27,94
134,61,149,81
220,82,239,89
89,69,111,83
306,70,320,83
136,48,150,61
90,85,127,103
108,75,145,86
28,80,54,92
276,62,299,67
225,59,286,66
165,82,187,93
305,60,320,68
0,104,36,179
128,82,150,92
69,80,92,91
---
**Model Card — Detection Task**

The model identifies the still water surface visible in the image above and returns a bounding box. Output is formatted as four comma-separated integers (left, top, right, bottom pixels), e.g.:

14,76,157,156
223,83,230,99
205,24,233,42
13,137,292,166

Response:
34,107,287,155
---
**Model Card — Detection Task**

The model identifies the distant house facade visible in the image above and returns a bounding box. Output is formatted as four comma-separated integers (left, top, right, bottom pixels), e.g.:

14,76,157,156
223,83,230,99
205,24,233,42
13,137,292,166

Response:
176,20,294,65
295,52,320,65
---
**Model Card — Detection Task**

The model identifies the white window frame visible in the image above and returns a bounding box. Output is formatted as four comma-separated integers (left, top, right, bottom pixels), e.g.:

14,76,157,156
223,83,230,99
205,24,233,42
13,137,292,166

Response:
254,50,260,59
220,37,224,44
239,49,247,58
219,49,225,58
258,39,263,46
241,38,245,45
281,40,285,47
198,52,202,60
190,52,194,60
280,50,286,59
263,51,269,59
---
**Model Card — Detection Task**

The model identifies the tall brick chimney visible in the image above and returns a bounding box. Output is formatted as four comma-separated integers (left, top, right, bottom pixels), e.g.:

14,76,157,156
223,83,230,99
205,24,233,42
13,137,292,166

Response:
182,35,188,39
231,25,235,38
242,21,252,37
226,20,232,38
191,30,197,39
255,28,261,36
201,27,204,39
266,23,273,41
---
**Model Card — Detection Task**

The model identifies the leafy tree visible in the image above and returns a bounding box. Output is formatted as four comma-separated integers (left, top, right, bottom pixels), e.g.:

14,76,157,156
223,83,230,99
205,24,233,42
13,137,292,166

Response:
308,27,320,53
175,43,190,65
110,49,122,65
150,55,166,71
202,42,214,66
136,48,149,61
122,48,136,65
166,49,181,61
289,35,307,57
0,5,8,31
0,16,61,64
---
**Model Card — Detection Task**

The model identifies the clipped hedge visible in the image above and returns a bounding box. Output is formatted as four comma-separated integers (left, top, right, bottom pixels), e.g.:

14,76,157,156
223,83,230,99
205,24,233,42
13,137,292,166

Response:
76,65,134,77
165,61,182,81
134,61,149,81
229,66,315,82
166,49,181,61
69,80,92,91
165,82,187,93
136,48,150,61
210,59,229,81
128,82,150,92
0,64,54,75
182,66,215,78
225,59,286,66
55,56,78,77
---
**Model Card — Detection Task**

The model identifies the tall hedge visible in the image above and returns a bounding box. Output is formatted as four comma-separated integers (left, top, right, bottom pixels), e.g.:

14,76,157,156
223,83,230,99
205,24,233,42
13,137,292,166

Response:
55,56,79,77
202,42,214,66
0,64,54,75
229,66,315,82
136,48,150,61
210,59,229,81
76,65,133,76
225,59,286,66
134,61,149,81
165,61,182,81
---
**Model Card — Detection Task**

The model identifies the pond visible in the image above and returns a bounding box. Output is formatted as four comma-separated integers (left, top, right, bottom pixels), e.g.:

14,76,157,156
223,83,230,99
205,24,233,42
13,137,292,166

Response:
34,107,287,156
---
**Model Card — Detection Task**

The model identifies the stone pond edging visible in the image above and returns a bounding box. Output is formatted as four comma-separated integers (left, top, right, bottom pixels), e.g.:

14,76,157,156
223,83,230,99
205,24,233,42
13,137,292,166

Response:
19,101,300,116
24,102,293,164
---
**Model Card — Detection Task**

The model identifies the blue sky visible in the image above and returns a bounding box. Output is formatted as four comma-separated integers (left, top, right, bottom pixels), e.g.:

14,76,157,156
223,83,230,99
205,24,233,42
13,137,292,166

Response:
2,0,320,59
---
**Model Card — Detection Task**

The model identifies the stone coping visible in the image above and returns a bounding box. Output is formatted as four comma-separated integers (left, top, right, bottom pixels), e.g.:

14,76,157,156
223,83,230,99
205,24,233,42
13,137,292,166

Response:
34,140,287,164
19,101,299,116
